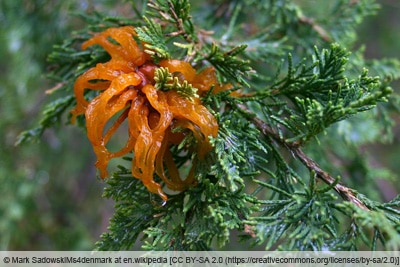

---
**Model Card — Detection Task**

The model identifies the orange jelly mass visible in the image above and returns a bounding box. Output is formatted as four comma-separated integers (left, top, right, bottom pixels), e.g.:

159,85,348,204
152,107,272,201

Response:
70,26,229,202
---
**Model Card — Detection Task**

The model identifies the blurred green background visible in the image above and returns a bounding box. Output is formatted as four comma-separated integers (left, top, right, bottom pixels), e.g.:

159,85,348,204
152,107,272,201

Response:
0,0,399,250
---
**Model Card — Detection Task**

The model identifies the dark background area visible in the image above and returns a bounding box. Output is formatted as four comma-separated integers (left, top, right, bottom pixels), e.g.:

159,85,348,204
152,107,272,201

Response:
0,0,399,250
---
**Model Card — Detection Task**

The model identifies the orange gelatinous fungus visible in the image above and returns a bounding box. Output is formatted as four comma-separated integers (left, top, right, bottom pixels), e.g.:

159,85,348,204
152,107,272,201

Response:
70,26,230,202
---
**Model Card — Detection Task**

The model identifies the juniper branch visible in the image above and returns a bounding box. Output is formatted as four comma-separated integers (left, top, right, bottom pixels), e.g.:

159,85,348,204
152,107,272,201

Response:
298,15,332,42
240,104,369,211
166,1,193,43
148,0,195,43
292,147,369,211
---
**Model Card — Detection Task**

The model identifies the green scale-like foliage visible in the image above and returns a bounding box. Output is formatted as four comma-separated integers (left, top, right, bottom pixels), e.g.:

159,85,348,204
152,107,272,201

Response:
96,163,257,250
19,0,400,250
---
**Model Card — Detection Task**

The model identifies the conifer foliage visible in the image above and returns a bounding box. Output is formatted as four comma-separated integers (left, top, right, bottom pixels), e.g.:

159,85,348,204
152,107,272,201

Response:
19,0,400,250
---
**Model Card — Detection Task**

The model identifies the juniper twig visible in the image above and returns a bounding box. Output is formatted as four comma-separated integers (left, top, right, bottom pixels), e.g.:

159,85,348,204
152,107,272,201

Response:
240,104,370,211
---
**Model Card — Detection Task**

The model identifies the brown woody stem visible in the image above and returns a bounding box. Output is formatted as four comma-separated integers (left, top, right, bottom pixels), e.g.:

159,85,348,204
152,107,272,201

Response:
242,105,369,211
